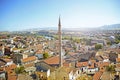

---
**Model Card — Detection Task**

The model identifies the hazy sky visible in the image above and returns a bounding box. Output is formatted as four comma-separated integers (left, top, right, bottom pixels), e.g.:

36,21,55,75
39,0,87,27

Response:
0,0,120,31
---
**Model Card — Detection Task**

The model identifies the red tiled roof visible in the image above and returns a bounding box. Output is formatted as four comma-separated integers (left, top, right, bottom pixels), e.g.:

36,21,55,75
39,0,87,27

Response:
76,61,88,68
21,56,36,63
93,71,103,80
5,63,17,71
44,56,62,65
1,64,17,80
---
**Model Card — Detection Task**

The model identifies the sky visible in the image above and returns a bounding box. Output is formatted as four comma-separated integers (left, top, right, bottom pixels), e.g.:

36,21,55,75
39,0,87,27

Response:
0,0,120,31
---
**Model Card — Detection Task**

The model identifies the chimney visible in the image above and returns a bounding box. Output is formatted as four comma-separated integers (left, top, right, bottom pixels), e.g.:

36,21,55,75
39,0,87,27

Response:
58,16,62,67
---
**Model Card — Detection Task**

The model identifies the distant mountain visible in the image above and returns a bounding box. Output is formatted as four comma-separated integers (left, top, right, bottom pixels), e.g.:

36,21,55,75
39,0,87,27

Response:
99,24,120,30
23,27,58,31
20,24,120,32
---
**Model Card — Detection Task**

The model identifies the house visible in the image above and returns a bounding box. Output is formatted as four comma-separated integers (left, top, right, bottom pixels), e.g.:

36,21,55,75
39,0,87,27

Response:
35,62,51,79
25,67,36,75
36,69,50,80
108,49,120,60
109,51,118,62
21,56,37,68
0,58,14,67
102,56,109,62
44,55,63,67
109,36,115,43
22,51,35,59
13,53,23,64
4,46,12,56
76,60,99,74
35,49,43,59
3,58,13,66
86,60,98,74
11,48,21,53
76,61,88,73
4,63,17,80
87,63,99,74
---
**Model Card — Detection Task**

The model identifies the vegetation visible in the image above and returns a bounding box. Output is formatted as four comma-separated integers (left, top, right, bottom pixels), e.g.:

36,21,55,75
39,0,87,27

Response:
43,52,49,59
106,65,116,79
53,35,58,40
95,44,102,50
107,41,112,45
7,34,10,38
106,65,115,73
115,34,120,44
62,36,71,40
73,38,81,43
15,66,25,74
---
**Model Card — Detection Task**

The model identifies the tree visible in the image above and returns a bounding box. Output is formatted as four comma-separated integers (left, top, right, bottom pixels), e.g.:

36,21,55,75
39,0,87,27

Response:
106,65,115,72
115,39,120,44
95,44,102,50
73,38,81,43
7,35,10,38
106,65,116,80
107,41,112,45
115,34,120,44
43,52,49,59
15,66,25,74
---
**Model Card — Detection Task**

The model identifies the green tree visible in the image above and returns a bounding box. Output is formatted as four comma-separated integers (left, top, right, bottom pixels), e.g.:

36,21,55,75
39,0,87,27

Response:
106,65,116,80
7,35,10,38
73,38,81,43
95,44,102,50
43,52,49,59
107,41,112,45
115,34,120,44
15,66,25,74
115,39,120,44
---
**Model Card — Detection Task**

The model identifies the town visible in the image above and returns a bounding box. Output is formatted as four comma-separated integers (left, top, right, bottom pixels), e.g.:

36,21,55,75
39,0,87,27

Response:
0,18,120,80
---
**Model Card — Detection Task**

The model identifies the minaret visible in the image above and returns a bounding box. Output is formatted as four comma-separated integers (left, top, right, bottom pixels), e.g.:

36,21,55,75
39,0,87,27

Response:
58,16,62,67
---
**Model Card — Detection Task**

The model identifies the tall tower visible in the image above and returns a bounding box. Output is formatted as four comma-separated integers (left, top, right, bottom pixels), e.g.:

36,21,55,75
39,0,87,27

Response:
58,16,62,67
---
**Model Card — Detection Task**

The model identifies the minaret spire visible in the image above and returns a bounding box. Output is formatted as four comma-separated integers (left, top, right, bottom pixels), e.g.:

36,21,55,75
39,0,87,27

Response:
58,16,62,67
58,16,61,27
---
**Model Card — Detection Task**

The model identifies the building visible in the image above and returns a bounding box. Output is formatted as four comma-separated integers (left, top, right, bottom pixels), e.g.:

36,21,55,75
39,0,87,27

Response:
35,49,43,59
21,56,37,68
58,16,62,67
